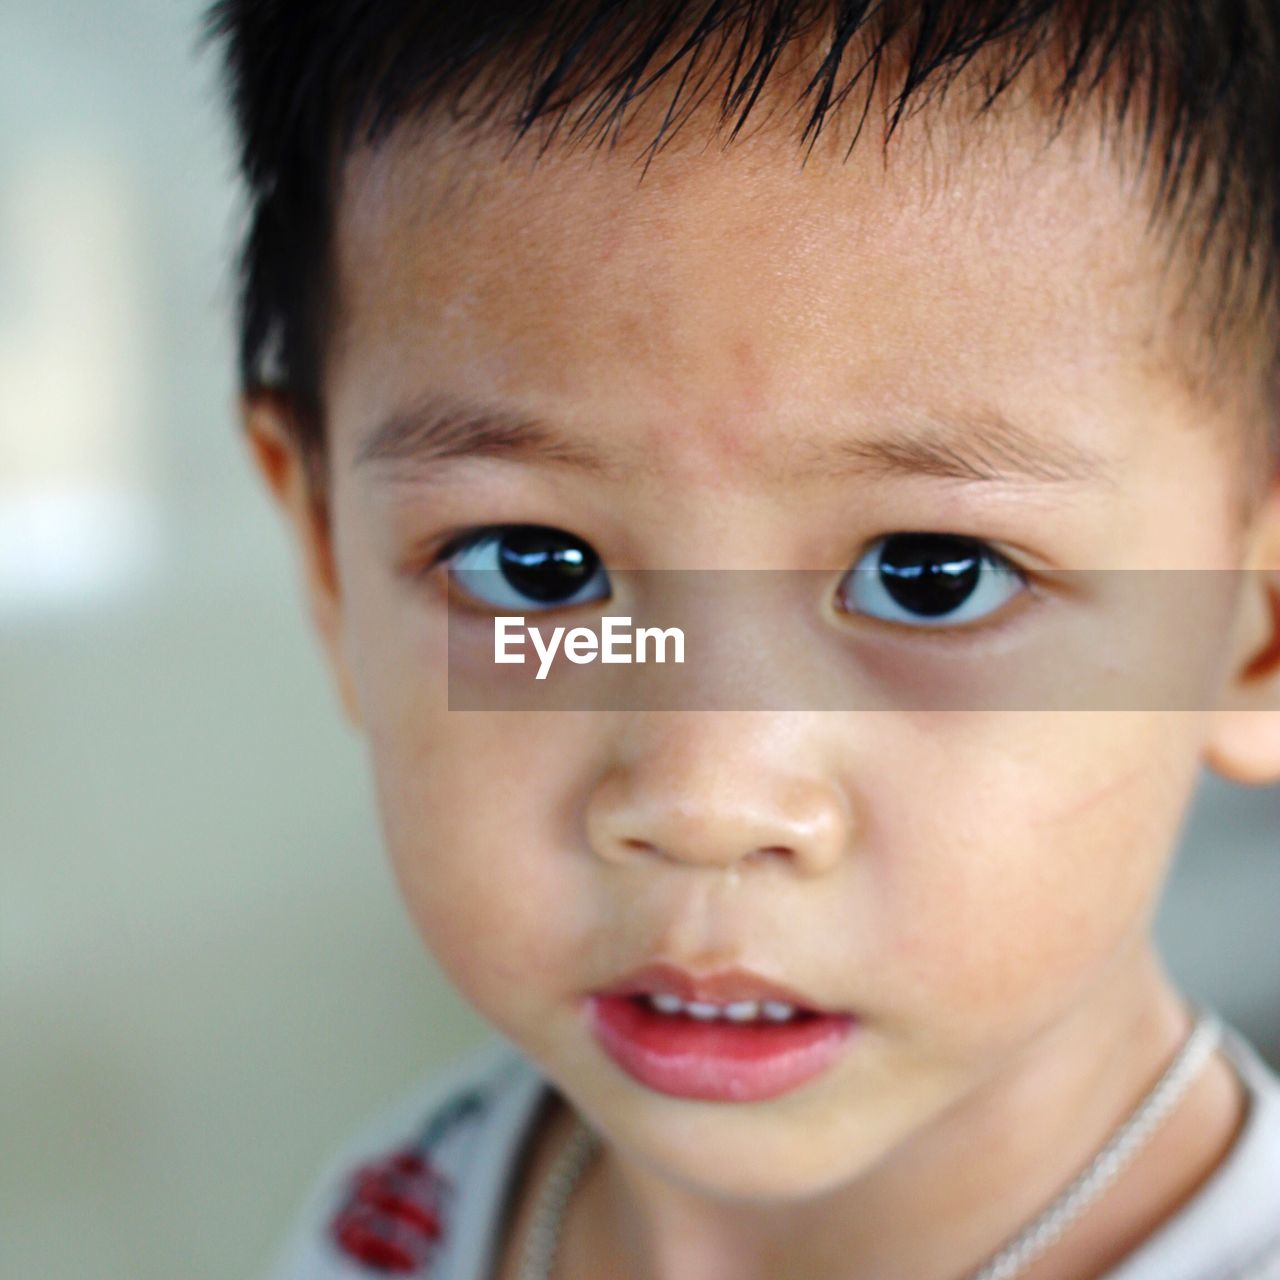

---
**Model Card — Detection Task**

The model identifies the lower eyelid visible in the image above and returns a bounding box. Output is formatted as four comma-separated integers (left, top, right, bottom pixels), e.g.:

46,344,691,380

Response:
850,580,1045,642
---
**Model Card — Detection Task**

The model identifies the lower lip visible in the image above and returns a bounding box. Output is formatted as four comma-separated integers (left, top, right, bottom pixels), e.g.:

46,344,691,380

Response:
586,995,857,1102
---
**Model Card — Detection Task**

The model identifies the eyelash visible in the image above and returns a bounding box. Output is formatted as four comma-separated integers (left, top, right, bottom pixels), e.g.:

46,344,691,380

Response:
421,523,1035,635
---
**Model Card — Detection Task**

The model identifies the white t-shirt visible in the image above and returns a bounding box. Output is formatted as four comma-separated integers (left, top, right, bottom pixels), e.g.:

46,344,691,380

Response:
266,1021,1280,1280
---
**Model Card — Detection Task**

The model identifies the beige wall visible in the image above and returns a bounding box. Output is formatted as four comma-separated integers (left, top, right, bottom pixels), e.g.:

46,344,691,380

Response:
1,5,1276,1279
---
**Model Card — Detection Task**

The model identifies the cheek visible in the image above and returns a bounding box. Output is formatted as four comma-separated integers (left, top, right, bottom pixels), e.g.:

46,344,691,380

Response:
366,700,604,1040
865,712,1202,1044
332,509,598,1021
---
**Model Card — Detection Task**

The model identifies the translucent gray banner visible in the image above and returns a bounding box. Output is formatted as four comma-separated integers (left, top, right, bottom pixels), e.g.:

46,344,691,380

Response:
445,570,1275,711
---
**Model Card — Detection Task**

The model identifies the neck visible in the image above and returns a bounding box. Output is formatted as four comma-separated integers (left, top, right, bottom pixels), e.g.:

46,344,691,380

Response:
557,949,1244,1280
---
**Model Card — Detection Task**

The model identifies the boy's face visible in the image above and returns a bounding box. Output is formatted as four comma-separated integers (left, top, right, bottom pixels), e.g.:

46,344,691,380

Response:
252,95,1280,1199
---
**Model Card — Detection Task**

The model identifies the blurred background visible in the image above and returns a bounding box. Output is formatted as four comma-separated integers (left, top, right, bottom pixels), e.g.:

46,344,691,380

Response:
0,4,1276,1279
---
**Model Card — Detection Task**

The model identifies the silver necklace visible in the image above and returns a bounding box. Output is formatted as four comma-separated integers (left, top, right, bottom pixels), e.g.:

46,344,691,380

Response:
517,1010,1221,1280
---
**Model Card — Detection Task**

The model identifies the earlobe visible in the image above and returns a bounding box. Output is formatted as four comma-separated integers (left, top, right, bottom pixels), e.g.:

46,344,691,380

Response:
241,391,364,731
1203,478,1280,786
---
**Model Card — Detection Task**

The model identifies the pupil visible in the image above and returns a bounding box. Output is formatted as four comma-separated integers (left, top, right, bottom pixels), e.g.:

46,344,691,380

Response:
878,534,980,617
498,526,598,603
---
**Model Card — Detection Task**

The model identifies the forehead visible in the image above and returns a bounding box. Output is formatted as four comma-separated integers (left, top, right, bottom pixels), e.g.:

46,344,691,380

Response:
324,97,1192,471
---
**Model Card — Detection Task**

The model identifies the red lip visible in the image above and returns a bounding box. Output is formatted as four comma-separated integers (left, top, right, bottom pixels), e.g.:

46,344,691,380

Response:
592,961,840,1014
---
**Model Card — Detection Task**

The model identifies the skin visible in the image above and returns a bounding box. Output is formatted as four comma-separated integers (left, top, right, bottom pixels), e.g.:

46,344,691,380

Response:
245,62,1280,1280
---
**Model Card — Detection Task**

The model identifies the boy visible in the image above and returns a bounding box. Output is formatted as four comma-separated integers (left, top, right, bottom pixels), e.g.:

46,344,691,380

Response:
202,3,1280,1278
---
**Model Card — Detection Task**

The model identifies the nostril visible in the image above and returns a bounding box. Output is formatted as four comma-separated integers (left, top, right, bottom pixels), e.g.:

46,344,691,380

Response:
754,845,794,861
620,837,658,854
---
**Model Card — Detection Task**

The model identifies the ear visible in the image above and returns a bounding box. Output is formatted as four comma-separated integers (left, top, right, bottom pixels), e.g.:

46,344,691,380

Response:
241,390,363,730
1203,476,1280,785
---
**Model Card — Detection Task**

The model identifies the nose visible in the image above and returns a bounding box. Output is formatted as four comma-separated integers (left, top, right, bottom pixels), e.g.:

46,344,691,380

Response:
583,714,851,878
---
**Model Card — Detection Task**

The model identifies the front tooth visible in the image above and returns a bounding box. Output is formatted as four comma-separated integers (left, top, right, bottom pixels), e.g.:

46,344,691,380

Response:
685,1000,722,1020
649,992,684,1014
761,1000,796,1021
723,1000,762,1022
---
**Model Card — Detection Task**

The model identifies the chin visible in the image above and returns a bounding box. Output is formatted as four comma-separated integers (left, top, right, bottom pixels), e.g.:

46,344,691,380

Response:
605,1106,902,1206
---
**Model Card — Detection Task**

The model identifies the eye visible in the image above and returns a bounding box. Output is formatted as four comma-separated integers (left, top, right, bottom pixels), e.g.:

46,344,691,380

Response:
439,524,611,612
837,533,1025,628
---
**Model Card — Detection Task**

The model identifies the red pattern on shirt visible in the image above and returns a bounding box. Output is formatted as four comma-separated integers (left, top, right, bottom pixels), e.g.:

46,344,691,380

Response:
330,1149,448,1274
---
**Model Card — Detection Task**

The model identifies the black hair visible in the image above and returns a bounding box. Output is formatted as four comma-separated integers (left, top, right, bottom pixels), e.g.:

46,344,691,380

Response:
199,1,1280,462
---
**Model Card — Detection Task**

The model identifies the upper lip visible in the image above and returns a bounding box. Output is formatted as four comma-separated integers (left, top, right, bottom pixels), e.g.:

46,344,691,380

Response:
592,961,841,1014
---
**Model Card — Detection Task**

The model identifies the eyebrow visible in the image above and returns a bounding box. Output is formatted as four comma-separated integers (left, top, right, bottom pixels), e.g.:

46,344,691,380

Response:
822,410,1114,487
355,391,621,477
355,389,1113,488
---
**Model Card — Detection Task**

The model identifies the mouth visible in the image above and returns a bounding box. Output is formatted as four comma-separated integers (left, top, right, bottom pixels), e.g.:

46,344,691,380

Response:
584,961,858,1102
591,960,845,1016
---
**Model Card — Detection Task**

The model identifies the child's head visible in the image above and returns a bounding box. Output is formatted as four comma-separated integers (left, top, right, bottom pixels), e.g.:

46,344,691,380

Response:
206,0,1280,1207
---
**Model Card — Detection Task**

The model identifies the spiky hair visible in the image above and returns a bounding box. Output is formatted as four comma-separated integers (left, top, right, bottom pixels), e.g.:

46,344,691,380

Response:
200,0,1280,456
